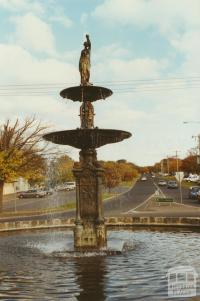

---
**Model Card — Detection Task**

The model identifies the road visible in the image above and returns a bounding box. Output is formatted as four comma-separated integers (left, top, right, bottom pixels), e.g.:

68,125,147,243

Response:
104,176,155,215
2,185,128,213
1,177,155,221
1,176,200,222
3,190,76,212
154,177,200,207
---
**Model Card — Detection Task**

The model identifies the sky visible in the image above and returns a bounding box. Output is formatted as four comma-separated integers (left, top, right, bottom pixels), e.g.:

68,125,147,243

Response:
0,0,200,166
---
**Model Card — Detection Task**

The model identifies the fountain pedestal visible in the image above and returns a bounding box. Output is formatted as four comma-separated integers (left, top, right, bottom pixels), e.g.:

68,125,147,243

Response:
73,148,106,251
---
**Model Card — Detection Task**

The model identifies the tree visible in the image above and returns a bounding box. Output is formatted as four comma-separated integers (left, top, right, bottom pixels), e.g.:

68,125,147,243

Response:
117,162,138,182
168,158,182,173
50,155,74,185
102,161,121,192
0,118,48,212
182,154,198,174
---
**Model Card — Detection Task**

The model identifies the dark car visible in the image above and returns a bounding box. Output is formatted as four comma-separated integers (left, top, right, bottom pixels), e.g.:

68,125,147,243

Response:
188,186,200,199
18,189,46,198
167,181,178,189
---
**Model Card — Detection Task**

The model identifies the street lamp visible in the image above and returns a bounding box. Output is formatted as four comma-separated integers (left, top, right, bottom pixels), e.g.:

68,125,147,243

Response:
183,121,200,124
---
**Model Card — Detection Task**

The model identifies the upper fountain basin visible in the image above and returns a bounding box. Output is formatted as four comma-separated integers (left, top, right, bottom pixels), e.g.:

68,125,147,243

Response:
60,85,113,102
43,128,131,149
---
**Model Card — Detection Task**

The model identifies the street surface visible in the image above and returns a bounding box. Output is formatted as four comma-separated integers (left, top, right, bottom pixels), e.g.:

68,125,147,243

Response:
1,175,200,222
2,186,128,213
3,190,76,212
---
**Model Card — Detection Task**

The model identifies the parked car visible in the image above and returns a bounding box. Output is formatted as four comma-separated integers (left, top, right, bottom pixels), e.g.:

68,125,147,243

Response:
65,182,76,191
167,181,178,189
42,187,54,195
197,191,200,201
18,189,46,198
55,182,76,191
188,186,200,199
185,174,200,183
158,180,167,186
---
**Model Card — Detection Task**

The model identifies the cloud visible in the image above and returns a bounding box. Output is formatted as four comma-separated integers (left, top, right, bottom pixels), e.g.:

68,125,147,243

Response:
0,0,43,13
48,5,73,28
80,13,88,25
170,30,200,75
0,42,79,137
49,15,73,28
0,42,79,129
10,13,55,55
94,44,131,61
93,56,168,83
0,43,78,83
93,0,200,35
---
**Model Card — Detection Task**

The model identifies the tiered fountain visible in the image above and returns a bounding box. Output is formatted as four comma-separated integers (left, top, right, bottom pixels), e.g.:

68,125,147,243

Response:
44,35,131,251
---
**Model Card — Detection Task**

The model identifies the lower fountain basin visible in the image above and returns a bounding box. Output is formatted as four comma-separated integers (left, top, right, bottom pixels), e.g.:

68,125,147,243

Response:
43,128,131,149
0,228,200,300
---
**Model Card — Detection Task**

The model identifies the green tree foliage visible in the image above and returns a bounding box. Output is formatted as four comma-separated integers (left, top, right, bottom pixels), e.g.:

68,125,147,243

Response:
0,118,48,212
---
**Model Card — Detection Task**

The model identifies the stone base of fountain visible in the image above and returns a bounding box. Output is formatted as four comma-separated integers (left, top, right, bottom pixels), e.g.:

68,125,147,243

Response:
73,148,107,251
74,222,107,252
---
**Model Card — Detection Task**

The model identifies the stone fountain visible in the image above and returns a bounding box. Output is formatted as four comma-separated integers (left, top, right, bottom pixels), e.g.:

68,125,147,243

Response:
43,35,131,251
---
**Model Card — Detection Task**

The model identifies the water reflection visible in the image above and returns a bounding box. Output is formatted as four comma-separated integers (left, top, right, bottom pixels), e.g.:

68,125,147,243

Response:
75,256,106,301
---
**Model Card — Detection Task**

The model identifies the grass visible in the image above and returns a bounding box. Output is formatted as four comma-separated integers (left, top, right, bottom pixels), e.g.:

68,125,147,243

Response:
0,202,76,217
119,181,134,188
155,197,174,202
102,192,118,200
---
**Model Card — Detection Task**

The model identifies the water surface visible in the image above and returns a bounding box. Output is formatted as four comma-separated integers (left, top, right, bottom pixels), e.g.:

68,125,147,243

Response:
0,229,200,300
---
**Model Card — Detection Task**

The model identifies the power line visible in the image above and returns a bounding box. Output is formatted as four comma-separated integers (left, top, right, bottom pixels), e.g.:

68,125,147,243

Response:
0,76,200,96
0,75,200,87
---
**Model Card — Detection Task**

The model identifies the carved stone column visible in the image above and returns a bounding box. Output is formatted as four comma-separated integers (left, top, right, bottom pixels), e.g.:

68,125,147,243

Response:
73,148,106,251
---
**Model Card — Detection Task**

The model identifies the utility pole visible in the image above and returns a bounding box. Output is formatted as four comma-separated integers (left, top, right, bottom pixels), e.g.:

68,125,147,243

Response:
192,134,200,172
161,159,164,174
175,150,179,173
167,156,170,175
198,135,200,167
174,150,183,204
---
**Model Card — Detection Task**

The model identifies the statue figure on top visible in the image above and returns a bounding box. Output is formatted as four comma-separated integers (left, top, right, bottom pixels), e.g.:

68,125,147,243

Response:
79,34,92,86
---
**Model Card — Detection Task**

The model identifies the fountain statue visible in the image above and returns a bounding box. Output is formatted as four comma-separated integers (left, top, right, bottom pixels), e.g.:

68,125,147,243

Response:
43,35,132,251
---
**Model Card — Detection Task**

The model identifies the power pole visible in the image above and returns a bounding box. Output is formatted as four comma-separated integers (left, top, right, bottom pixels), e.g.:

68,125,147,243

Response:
197,134,200,169
175,150,179,173
161,159,164,174
174,150,183,204
192,134,200,172
167,156,170,175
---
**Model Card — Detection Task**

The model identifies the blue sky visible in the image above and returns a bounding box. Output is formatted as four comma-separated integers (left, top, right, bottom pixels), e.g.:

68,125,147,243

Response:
0,0,200,166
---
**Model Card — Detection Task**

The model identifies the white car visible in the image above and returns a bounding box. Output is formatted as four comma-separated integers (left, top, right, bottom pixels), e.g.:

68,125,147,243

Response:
64,182,76,191
185,175,199,182
141,176,147,181
158,180,167,186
